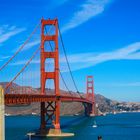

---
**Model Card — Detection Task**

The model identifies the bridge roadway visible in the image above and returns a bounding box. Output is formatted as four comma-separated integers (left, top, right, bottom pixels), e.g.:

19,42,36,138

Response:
4,94,93,105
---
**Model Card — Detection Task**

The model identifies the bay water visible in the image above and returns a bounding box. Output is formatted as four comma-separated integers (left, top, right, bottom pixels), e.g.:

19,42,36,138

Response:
5,112,140,140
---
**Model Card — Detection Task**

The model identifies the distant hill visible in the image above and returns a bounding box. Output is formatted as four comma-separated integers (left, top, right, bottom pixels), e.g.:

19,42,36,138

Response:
1,82,140,115
95,94,140,113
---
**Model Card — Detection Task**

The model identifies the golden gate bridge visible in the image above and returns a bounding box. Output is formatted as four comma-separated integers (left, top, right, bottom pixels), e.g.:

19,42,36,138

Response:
0,18,95,137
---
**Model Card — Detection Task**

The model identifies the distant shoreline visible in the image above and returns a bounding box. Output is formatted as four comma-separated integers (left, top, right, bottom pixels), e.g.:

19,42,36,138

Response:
5,111,140,117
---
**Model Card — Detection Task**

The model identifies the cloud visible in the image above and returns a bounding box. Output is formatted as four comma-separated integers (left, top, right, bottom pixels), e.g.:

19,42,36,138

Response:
23,40,40,51
0,25,26,44
62,42,140,71
10,42,140,72
62,0,111,32
58,42,140,72
10,59,40,66
0,55,11,62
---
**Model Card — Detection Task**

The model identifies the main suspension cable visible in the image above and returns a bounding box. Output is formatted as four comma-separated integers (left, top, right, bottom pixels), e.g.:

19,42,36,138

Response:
58,23,83,98
58,23,79,92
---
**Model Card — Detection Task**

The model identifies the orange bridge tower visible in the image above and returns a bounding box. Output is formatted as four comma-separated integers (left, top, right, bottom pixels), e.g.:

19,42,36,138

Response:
40,18,60,133
85,76,95,116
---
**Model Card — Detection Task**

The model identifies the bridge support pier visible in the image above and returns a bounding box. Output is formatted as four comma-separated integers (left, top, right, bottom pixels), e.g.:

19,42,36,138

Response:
84,103,95,116
28,100,73,137
40,102,46,130
40,101,61,134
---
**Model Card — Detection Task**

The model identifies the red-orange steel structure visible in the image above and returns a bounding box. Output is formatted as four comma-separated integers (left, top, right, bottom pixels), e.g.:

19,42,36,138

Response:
86,76,95,115
3,18,96,136
40,18,60,132
5,94,93,105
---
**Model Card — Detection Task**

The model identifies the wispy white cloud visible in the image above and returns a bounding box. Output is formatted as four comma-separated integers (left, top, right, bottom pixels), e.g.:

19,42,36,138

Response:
8,0,111,52
12,39,40,53
10,42,140,72
123,52,140,59
10,59,40,66
0,55,11,62
60,42,140,71
0,25,26,44
62,0,111,32
22,40,40,51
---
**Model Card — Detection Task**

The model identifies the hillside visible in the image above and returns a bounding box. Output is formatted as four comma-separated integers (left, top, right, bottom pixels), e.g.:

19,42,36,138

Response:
1,82,140,115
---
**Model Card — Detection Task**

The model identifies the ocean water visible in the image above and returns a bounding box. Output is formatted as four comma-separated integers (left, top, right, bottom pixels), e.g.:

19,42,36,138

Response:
5,112,140,140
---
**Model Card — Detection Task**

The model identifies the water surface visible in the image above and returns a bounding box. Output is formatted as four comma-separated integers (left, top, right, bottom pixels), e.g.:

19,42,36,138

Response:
5,112,140,140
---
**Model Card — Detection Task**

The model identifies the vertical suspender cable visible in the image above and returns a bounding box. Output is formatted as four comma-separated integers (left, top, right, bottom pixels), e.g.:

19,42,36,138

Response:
58,23,83,98
44,27,73,97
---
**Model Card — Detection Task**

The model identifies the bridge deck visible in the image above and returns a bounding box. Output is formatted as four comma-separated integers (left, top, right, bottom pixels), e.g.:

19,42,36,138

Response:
5,94,93,105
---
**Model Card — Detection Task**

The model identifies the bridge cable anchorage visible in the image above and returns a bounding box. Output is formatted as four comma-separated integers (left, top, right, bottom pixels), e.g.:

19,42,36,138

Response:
44,27,74,98
58,23,83,99
0,22,40,72
5,20,56,93
4,47,40,91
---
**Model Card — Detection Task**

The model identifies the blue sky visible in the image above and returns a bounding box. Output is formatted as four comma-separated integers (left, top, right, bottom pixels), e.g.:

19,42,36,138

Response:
0,0,140,102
